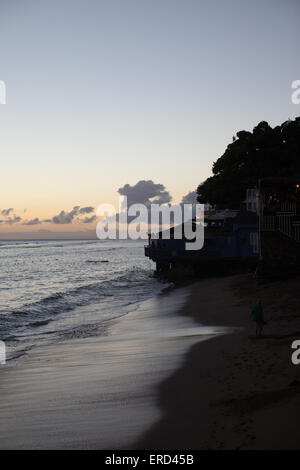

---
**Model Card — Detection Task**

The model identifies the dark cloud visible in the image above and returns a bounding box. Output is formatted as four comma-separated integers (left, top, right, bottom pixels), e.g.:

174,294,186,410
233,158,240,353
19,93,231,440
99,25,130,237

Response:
118,180,172,207
48,206,80,224
23,218,42,226
181,191,197,205
79,206,94,214
0,209,23,224
80,215,96,224
45,206,95,224
1,208,14,216
179,190,202,221
5,216,22,225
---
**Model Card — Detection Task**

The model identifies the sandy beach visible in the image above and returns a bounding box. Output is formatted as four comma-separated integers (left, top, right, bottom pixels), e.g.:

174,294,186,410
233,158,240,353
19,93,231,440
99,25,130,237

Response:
137,275,300,450
1,0,299,453
0,285,225,449
1,273,300,449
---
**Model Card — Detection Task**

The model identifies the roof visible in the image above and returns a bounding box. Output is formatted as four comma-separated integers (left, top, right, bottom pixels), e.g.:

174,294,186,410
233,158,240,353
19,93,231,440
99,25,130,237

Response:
152,220,198,239
206,209,239,221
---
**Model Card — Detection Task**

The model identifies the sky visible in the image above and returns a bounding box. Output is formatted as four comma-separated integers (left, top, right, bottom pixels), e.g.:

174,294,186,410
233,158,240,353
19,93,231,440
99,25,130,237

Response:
0,0,299,237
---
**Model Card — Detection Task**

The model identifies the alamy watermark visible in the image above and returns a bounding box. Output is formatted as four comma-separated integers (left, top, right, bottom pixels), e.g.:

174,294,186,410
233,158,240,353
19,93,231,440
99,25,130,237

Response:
291,80,300,105
95,196,204,251
0,80,6,104
291,340,300,365
0,341,6,365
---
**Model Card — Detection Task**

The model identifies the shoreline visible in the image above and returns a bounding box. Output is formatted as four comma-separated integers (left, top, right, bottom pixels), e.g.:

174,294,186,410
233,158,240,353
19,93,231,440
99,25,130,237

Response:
136,274,300,450
0,283,215,449
1,273,300,449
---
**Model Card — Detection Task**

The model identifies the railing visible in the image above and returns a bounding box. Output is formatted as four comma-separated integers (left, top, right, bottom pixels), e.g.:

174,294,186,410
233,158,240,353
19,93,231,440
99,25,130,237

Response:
293,223,300,243
280,202,296,213
261,212,300,243
262,216,276,231
278,214,293,238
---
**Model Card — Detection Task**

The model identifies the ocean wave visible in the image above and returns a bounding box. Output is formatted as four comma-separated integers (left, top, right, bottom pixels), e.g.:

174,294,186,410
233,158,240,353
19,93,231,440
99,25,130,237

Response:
85,259,109,263
0,241,161,354
0,243,42,250
9,268,158,322
28,319,52,328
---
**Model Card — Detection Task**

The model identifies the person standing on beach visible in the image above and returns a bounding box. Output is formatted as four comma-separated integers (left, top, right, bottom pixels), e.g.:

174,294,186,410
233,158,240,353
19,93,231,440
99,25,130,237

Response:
251,299,264,337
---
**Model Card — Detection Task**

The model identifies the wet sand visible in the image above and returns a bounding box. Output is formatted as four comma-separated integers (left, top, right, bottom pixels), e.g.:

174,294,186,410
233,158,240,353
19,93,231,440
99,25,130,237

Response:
2,274,299,449
137,275,300,450
0,286,225,449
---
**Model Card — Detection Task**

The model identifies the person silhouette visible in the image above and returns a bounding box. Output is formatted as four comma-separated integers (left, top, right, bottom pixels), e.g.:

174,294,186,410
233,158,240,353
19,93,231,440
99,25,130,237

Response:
251,299,264,337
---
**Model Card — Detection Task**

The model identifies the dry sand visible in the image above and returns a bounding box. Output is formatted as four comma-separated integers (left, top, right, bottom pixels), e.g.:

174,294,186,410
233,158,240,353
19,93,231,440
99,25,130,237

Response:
136,275,300,450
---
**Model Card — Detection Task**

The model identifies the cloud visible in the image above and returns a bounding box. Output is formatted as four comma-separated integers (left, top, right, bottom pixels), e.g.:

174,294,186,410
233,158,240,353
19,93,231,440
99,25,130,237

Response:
23,218,42,226
45,206,95,224
181,190,198,205
0,209,23,224
178,190,204,220
79,206,94,214
118,180,172,207
0,205,96,229
1,208,14,216
5,215,22,225
47,206,80,224
80,215,96,223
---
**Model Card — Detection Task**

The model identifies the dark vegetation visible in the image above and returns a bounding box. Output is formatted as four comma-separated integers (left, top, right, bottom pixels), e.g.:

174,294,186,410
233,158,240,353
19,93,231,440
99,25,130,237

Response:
197,117,300,209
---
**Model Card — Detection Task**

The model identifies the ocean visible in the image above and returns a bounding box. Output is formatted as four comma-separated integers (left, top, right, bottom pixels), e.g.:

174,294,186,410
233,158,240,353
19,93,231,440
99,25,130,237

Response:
0,238,231,448
0,239,167,359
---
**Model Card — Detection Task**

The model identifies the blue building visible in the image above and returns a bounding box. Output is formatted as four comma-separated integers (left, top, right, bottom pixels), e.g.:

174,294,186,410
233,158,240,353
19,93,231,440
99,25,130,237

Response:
145,211,258,274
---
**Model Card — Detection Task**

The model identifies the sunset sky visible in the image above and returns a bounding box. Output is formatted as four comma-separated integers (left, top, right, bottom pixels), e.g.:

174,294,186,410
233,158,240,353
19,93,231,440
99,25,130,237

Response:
0,0,299,237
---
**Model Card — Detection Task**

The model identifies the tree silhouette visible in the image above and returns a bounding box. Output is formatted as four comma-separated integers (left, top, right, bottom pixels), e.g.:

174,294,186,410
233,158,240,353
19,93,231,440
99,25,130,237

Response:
197,117,300,209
